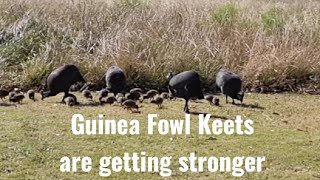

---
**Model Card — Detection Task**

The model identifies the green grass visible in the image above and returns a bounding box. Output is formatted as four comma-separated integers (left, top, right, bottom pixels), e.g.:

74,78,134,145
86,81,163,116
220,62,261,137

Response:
261,7,286,34
0,93,320,179
211,3,238,26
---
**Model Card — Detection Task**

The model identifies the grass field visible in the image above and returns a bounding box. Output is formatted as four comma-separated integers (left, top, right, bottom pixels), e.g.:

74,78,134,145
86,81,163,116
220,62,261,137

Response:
0,92,319,179
1,0,320,179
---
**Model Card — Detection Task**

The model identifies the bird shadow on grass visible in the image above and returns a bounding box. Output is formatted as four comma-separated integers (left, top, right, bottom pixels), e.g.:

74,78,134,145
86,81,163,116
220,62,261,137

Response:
0,102,17,107
45,101,102,107
210,114,229,120
234,103,265,110
190,100,203,103
76,102,102,107
189,111,228,120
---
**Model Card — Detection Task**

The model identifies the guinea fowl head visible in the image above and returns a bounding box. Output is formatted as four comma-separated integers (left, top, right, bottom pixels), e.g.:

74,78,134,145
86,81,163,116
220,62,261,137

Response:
166,71,174,80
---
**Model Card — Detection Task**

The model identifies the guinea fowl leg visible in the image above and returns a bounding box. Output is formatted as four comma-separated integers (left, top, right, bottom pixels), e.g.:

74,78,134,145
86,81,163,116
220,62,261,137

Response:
225,95,228,104
62,91,69,103
184,99,189,113
79,82,88,92
232,99,235,104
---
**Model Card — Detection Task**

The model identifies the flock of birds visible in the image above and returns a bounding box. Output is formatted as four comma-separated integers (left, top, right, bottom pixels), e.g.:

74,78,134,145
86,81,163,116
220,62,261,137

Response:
0,64,244,113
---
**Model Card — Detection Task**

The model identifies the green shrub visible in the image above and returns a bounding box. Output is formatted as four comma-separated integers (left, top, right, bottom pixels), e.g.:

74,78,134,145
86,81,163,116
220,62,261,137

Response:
20,57,52,87
0,17,48,67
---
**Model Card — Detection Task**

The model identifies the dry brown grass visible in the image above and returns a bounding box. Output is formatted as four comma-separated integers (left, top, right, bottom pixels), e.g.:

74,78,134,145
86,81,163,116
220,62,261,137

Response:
0,0,320,88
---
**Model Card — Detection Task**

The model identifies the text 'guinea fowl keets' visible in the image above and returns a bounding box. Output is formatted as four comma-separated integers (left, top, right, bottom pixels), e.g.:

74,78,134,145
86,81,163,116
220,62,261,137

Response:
167,70,204,113
215,68,244,104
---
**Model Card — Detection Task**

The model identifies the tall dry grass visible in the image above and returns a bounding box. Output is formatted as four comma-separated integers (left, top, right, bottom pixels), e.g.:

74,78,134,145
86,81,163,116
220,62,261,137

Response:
0,0,320,89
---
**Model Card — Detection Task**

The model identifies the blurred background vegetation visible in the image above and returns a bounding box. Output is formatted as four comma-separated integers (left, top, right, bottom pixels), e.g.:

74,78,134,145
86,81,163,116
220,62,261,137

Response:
0,0,319,90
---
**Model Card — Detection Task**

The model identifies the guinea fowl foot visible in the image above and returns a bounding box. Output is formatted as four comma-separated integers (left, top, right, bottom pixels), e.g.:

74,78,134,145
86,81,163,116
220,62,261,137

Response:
232,100,235,105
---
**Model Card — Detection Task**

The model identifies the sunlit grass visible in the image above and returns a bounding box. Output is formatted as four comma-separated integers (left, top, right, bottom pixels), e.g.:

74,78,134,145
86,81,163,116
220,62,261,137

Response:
0,92,319,179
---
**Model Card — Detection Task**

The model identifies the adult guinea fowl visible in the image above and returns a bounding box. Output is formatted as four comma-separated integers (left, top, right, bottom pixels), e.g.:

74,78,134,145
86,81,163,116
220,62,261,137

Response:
215,68,244,104
167,70,204,113
41,64,86,103
105,66,126,96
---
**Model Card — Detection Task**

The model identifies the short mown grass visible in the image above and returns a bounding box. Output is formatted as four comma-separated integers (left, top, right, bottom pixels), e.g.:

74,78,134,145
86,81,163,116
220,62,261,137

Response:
0,93,319,179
